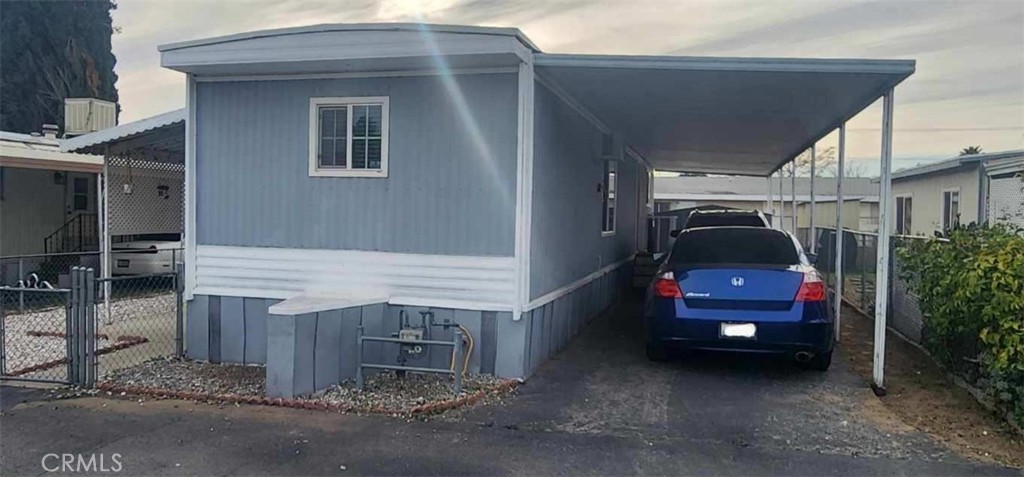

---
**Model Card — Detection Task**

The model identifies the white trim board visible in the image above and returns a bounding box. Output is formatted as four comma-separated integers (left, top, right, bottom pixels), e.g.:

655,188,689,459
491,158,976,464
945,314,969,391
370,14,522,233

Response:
513,59,536,321
307,96,390,178
525,255,634,312
184,75,197,300
193,245,517,312
195,67,519,83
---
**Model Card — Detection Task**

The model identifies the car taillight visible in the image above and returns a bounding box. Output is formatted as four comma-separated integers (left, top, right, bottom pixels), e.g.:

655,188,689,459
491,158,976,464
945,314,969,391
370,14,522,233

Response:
653,271,682,298
795,271,826,302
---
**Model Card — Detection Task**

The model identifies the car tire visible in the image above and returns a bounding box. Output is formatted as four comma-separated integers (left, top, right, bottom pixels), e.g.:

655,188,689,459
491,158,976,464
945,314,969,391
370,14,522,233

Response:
805,351,832,371
646,342,670,362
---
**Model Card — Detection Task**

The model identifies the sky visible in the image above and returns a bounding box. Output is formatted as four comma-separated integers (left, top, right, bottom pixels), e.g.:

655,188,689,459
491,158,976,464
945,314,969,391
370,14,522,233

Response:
110,0,1024,175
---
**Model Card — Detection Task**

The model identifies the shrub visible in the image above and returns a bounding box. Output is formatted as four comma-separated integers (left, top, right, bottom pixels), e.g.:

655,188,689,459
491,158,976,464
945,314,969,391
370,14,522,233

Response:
898,223,1024,429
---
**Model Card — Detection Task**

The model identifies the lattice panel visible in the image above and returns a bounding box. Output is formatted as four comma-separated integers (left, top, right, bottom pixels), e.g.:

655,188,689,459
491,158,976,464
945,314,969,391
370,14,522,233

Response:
107,156,184,236
987,174,1024,227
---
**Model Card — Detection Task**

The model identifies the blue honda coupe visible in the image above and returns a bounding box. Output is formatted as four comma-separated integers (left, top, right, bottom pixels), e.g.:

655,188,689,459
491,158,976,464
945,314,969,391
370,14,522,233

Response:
644,226,833,370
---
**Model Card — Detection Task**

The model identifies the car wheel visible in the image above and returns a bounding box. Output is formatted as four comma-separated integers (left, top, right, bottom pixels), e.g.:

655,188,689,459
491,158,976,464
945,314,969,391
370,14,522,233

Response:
646,342,670,362
805,351,832,371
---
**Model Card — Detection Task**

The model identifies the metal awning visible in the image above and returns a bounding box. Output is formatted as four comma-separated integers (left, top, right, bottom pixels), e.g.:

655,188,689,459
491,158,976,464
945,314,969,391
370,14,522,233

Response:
535,54,915,176
61,109,186,163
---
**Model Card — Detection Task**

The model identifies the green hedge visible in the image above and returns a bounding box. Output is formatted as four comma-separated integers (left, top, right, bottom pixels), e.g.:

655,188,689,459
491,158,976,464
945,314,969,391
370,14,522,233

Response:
898,224,1024,429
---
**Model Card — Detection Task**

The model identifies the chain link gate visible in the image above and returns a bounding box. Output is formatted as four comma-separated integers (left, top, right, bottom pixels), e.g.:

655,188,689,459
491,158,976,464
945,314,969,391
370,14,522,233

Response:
1,267,183,386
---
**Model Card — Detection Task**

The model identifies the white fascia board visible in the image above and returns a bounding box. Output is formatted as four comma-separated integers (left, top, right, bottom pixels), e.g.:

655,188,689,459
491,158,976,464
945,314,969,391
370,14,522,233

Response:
195,66,518,83
534,54,916,75
0,145,102,166
158,23,540,53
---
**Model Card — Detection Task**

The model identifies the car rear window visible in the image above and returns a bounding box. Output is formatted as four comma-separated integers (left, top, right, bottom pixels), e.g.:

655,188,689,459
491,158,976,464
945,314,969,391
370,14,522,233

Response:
669,228,799,266
685,214,766,228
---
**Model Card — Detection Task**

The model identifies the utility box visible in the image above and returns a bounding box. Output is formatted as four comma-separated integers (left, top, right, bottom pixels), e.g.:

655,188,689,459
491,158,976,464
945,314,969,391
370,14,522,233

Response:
64,98,116,136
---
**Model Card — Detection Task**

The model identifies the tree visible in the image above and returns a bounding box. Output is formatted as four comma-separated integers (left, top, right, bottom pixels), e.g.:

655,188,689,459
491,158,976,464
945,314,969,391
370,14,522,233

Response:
821,161,868,178
0,1,120,135
959,146,983,156
783,147,836,177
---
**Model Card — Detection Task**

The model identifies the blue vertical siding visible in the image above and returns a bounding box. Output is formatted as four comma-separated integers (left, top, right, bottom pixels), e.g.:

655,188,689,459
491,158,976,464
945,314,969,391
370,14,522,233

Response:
195,73,519,256
529,82,640,299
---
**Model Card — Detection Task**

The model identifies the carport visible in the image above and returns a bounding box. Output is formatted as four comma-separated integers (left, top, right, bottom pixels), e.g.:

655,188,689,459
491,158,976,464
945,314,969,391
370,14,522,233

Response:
535,54,914,394
60,109,186,302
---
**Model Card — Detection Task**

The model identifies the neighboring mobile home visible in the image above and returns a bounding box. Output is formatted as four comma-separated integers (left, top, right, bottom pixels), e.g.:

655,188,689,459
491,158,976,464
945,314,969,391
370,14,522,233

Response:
0,129,104,286
891,150,1024,235
653,175,879,233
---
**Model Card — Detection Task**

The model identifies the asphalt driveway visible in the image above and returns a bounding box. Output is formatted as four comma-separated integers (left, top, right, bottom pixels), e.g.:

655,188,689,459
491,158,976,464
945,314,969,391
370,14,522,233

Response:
1,299,1019,476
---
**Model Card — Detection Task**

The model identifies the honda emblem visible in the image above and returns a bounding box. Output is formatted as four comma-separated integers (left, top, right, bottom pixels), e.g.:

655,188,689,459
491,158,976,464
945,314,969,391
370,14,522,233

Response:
730,276,745,287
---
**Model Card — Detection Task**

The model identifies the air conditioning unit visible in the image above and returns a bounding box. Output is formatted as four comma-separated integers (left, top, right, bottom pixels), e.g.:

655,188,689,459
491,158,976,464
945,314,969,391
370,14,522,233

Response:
64,98,116,136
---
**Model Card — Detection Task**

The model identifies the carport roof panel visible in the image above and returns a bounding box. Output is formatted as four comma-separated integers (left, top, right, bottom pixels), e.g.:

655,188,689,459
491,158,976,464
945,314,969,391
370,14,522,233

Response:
535,54,915,176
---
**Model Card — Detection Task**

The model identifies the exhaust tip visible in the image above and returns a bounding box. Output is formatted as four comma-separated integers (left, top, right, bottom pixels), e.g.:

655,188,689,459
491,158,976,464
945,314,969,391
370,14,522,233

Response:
794,351,813,363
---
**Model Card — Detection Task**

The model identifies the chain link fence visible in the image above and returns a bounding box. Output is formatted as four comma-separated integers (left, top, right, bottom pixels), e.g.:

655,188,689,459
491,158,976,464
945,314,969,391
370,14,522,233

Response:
0,287,73,383
802,226,928,346
94,272,183,380
1,252,101,290
1,267,183,386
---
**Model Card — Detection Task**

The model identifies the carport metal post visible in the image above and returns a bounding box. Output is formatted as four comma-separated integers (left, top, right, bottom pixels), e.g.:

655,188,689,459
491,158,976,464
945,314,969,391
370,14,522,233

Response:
777,171,784,230
834,123,846,342
101,149,112,325
809,145,816,254
790,162,796,234
872,88,895,396
765,176,772,220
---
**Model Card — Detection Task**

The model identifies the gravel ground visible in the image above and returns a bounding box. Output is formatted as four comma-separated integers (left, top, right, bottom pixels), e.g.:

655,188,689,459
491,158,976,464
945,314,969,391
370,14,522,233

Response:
306,372,510,413
101,358,514,414
102,358,265,396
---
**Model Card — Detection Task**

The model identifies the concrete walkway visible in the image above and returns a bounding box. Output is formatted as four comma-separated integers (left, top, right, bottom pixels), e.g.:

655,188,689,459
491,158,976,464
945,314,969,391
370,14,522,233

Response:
1,300,1019,476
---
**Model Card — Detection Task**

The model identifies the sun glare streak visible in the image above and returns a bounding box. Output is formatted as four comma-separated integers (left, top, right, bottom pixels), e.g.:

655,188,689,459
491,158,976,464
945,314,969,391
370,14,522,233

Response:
414,21,515,207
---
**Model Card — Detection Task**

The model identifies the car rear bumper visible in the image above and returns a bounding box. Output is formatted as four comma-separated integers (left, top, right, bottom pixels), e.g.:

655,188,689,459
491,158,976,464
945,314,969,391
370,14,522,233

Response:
647,316,833,354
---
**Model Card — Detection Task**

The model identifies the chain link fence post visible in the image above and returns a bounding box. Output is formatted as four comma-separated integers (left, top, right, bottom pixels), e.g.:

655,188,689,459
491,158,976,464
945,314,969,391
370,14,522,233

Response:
175,268,184,358
70,267,80,386
85,268,97,388
17,257,24,312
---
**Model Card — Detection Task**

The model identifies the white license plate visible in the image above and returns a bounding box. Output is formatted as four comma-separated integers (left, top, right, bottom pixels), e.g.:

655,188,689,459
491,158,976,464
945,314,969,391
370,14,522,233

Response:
720,322,756,339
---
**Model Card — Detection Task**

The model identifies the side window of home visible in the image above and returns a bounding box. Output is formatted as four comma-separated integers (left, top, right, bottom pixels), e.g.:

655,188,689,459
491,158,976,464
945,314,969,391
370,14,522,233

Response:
895,196,912,235
602,160,616,235
942,189,959,231
309,97,389,177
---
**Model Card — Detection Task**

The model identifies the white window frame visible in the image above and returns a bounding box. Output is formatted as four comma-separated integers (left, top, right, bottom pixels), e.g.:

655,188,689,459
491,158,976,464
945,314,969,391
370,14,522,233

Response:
941,187,960,231
308,96,390,178
602,159,616,236
894,194,912,235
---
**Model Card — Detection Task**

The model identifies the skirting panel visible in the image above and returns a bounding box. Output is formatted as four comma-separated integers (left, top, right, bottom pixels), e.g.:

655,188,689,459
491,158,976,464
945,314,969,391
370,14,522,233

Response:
522,262,630,375
187,294,512,396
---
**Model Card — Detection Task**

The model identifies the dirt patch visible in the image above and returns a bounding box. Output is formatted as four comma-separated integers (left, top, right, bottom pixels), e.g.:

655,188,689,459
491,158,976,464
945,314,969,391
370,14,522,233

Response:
839,305,1023,467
